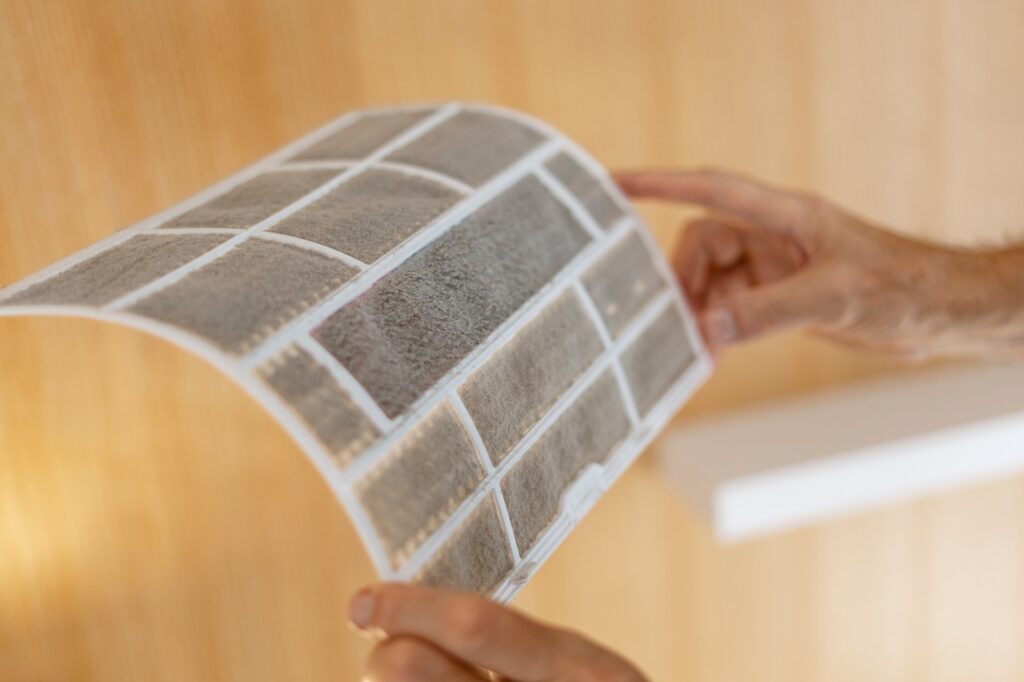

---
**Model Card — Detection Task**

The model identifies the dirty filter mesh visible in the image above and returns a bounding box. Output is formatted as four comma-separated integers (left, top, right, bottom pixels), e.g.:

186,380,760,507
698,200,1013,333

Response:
545,152,626,230
501,370,632,553
291,109,435,161
0,104,708,601
356,401,485,568
459,289,605,465
313,175,592,419
387,110,546,186
162,170,340,229
271,168,464,263
583,231,667,338
259,344,380,466
417,493,516,594
129,238,358,354
5,234,232,307
622,304,697,417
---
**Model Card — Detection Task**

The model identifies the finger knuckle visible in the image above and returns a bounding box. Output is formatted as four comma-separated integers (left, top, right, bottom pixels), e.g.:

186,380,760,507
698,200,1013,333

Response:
369,638,434,682
755,303,778,334
804,194,828,219
686,218,718,236
732,299,772,337
692,167,728,202
794,194,830,241
446,599,494,651
368,584,404,630
792,189,820,207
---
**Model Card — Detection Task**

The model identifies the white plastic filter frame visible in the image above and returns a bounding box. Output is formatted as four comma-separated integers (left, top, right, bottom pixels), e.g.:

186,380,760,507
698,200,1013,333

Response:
0,102,712,602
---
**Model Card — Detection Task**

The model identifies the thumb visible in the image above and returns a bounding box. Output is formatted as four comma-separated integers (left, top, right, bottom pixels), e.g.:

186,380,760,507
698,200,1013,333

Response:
700,270,842,349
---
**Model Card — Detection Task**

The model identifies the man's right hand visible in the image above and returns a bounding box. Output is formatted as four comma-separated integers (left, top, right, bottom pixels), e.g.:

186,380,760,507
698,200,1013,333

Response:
616,168,1024,360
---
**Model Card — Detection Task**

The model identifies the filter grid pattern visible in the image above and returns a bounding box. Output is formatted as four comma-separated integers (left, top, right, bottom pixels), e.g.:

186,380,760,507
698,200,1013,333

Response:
0,104,709,600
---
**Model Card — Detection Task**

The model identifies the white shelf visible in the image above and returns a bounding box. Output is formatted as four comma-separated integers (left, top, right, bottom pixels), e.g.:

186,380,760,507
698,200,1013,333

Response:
654,363,1024,541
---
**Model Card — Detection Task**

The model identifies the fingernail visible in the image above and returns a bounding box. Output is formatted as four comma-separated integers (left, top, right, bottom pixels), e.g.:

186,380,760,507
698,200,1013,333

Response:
346,620,387,641
348,588,376,630
703,308,737,346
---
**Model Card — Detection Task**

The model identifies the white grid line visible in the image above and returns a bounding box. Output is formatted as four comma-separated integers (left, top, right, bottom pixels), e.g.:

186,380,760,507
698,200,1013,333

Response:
614,291,674,349
540,140,634,219
395,286,674,578
279,159,474,196
492,340,712,602
449,393,524,564
0,231,140,301
103,104,462,312
239,138,565,370
573,280,612,349
294,335,394,434
535,166,604,241
336,218,632,485
251,232,368,271
448,392,495,475
398,354,612,577
490,480,523,564
574,280,642,429
545,151,709,434
610,359,643,430
142,227,243,236
273,160,355,171
471,102,634,231
370,160,475,194
545,164,638,368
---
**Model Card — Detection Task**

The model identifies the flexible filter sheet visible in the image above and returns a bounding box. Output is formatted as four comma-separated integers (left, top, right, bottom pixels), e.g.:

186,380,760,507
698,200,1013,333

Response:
0,103,711,601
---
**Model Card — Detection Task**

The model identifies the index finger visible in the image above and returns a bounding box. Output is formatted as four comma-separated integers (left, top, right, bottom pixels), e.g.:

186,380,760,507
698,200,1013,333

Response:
614,168,819,244
350,583,566,681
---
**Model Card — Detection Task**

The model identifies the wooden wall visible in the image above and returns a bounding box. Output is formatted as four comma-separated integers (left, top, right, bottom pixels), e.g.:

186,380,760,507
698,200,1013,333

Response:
2,1,1024,680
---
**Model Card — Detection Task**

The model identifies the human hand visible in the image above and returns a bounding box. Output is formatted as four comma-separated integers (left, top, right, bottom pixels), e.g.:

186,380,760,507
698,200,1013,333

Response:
349,583,648,681
616,168,1024,360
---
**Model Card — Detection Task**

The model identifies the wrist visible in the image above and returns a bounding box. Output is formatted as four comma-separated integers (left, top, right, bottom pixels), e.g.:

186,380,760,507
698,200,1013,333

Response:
940,246,1024,358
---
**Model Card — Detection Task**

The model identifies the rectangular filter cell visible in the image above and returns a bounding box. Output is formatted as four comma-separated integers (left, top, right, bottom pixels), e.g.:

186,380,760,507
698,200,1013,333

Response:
387,110,546,186
0,103,711,602
355,400,485,568
621,304,698,418
5,234,233,307
545,151,627,230
582,231,667,338
417,493,516,594
161,170,340,229
259,344,381,466
291,109,436,161
459,289,605,465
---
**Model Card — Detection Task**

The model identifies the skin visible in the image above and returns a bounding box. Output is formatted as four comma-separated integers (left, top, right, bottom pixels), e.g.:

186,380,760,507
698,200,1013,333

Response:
349,583,647,681
351,168,1024,681
617,168,1024,360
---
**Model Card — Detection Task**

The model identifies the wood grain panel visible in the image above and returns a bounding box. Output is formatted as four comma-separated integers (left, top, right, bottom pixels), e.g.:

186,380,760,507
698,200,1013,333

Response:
2,1,1024,679
0,317,376,681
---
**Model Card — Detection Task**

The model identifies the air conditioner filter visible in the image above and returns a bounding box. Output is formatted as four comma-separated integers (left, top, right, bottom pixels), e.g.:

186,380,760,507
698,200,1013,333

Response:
0,103,710,601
